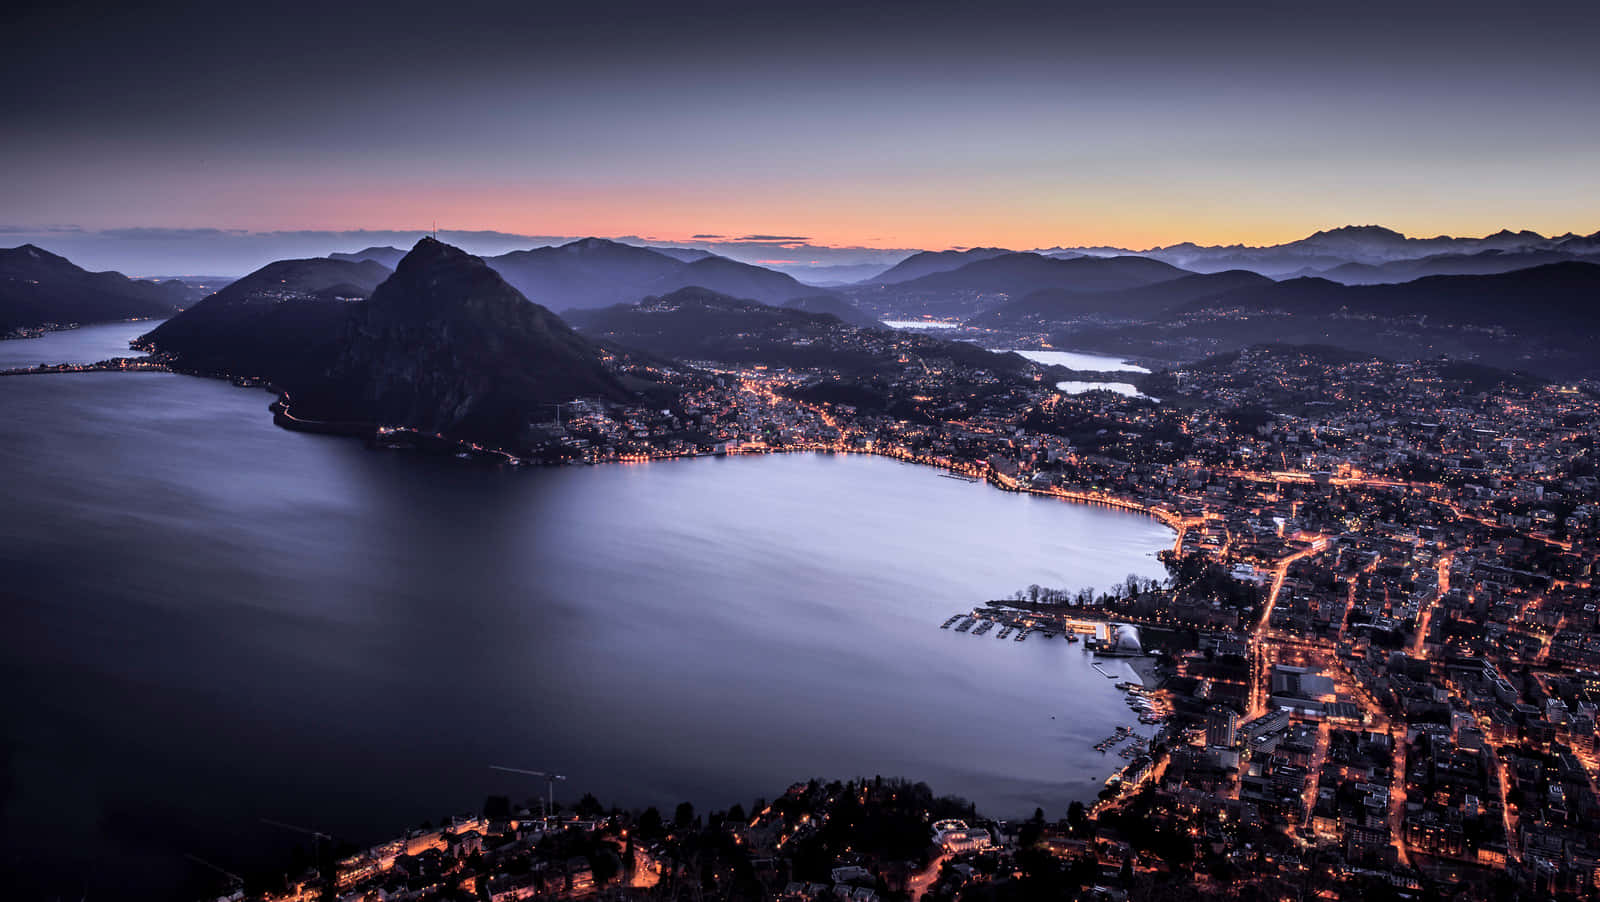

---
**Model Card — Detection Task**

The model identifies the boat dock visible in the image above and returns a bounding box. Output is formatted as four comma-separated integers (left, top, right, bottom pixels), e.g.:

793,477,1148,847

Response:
936,610,1066,645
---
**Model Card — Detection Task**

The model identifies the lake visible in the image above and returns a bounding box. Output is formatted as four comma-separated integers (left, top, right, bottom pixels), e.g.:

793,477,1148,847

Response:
1056,380,1149,399
881,319,960,330
1004,349,1149,373
0,372,1172,898
0,318,160,369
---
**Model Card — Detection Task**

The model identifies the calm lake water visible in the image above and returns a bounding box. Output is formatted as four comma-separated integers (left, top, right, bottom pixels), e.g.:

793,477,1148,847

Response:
1056,381,1149,399
0,318,161,369
1006,349,1149,373
881,319,959,330
0,372,1171,898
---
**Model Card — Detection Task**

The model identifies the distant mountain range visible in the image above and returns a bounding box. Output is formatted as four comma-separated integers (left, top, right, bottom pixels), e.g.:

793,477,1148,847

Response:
780,294,885,329
0,244,204,333
1040,225,1600,280
847,252,1192,319
892,253,1186,297
330,246,408,269
331,237,826,312
968,270,1272,327
1173,261,1600,336
1053,261,1600,379
865,247,1012,285
488,238,824,312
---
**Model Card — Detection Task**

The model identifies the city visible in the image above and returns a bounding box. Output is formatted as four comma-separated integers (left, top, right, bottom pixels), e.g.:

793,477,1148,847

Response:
126,322,1593,900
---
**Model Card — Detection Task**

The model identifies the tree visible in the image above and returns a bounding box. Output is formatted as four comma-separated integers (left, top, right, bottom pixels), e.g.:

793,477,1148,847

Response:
576,793,604,819
1067,801,1086,831
675,801,696,830
728,803,747,824
638,806,664,838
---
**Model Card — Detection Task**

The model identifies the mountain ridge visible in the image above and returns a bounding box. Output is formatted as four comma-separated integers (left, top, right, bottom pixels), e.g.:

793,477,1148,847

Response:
1,244,202,333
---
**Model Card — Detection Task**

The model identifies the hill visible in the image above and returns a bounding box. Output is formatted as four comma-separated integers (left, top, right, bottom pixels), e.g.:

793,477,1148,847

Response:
567,286,1031,380
0,244,201,333
139,257,392,375
782,294,885,329
1178,261,1600,336
891,253,1187,298
969,269,1271,327
329,246,408,268
1320,248,1599,284
483,238,820,311
1056,261,1600,379
866,247,1012,284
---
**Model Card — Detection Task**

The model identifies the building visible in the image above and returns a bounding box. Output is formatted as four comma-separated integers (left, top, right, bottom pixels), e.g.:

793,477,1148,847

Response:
933,819,993,853
1207,705,1239,749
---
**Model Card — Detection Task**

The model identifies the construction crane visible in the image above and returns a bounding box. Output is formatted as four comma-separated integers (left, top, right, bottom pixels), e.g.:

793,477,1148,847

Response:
261,818,334,861
548,401,582,428
490,765,568,818
185,853,244,890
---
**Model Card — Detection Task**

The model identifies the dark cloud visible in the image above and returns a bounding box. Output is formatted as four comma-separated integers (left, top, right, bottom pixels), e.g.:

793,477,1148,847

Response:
737,235,811,242
691,234,724,239
97,227,249,240
0,224,82,234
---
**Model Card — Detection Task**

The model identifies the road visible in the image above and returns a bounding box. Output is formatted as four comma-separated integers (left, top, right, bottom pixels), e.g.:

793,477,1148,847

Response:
1248,540,1325,718
907,853,947,900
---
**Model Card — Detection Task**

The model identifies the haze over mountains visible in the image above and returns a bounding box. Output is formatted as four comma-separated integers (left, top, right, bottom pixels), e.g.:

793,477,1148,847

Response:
9,224,1598,338
1042,225,1600,279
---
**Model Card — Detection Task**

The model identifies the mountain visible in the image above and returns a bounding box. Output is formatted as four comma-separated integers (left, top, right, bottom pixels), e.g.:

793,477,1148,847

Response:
483,238,821,311
139,256,392,375
486,238,683,310
144,239,628,443
783,262,896,286
1320,248,1600,284
330,246,408,268
567,286,1034,381
969,269,1272,327
1042,225,1600,278
1051,261,1600,377
566,287,860,369
0,244,201,333
866,247,1011,284
892,253,1188,296
645,246,716,263
1179,261,1600,336
781,294,885,329
315,238,627,439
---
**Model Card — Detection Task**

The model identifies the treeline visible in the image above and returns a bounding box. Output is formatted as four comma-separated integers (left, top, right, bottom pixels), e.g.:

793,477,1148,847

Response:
1006,573,1165,608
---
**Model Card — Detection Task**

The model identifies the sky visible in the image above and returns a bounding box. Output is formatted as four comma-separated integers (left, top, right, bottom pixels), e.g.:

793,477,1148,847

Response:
4,0,1598,275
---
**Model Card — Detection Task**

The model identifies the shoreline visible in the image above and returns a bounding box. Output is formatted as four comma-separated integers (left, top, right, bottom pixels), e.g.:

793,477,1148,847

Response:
1,315,167,343
8,364,1176,856
1,360,1184,544
1126,655,1163,691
